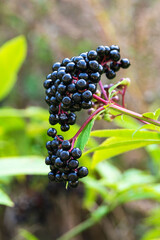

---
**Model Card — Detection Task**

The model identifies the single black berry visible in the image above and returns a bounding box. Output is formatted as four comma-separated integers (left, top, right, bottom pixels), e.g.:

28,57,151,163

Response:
68,159,79,169
71,148,82,159
48,171,55,181
62,140,71,150
47,128,57,137
77,166,88,178
106,70,116,79
120,58,130,68
43,79,52,89
76,79,87,90
68,172,78,181
49,114,59,125
60,151,70,161
110,50,120,61
82,90,92,101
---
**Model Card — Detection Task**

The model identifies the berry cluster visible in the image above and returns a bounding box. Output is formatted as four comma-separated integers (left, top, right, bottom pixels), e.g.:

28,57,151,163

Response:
46,128,88,188
44,45,130,188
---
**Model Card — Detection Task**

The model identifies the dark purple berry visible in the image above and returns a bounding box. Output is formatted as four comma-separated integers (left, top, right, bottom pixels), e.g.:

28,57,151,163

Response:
47,128,57,138
77,166,88,178
71,148,82,159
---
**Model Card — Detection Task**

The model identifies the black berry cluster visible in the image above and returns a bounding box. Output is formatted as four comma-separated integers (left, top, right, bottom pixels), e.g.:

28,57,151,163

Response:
46,129,88,188
44,45,130,188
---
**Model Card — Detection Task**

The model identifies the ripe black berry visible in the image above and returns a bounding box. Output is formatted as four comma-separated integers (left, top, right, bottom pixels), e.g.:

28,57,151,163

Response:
76,79,87,90
90,72,100,83
52,62,61,71
62,73,72,85
66,62,75,72
68,180,79,188
96,45,105,56
110,50,120,61
68,159,79,169
89,60,99,71
61,124,70,132
87,50,97,60
47,128,57,138
49,114,59,125
43,79,52,89
48,171,55,181
77,166,88,178
62,96,71,106
62,58,71,66
71,148,82,159
106,70,116,79
120,58,130,68
77,59,87,70
60,151,70,161
62,140,71,150
82,90,92,101
68,172,78,182
45,156,51,165
55,157,64,168
72,92,82,103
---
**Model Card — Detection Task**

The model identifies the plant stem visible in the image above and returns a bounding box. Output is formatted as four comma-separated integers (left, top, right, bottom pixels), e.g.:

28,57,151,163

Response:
70,106,105,145
93,94,160,127
99,80,108,100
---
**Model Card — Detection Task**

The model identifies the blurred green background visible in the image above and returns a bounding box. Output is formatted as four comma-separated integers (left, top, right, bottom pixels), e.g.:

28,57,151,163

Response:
0,0,160,240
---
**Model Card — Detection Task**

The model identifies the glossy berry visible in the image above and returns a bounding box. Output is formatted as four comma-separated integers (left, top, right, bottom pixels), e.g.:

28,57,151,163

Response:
62,140,71,150
49,114,59,125
110,62,120,72
120,58,130,68
62,96,71,106
82,90,92,101
72,92,82,103
88,83,97,93
61,124,70,132
68,159,79,169
106,70,116,79
45,156,51,165
79,72,88,80
43,79,52,89
96,45,105,56
90,72,100,83
46,141,52,151
67,83,76,93
47,128,57,138
48,171,55,181
62,73,72,85
87,50,97,60
77,59,87,70
76,79,87,90
110,50,120,61
110,45,120,52
57,84,67,94
68,172,78,182
71,148,82,159
51,139,59,149
60,151,70,161
77,166,88,178
82,100,92,109
52,62,61,71
55,157,64,168
69,180,79,188
62,58,71,66
66,62,75,72
89,60,99,71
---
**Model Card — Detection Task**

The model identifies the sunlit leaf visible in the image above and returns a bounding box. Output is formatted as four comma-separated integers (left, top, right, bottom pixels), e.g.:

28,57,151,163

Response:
0,35,27,100
0,188,14,207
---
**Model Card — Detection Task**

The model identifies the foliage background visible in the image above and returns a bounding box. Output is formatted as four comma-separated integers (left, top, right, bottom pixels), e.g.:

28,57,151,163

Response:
0,0,160,240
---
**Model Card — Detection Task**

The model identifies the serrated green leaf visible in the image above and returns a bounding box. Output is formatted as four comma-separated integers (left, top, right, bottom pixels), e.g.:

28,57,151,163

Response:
0,156,48,176
0,188,14,207
76,119,94,151
0,35,27,100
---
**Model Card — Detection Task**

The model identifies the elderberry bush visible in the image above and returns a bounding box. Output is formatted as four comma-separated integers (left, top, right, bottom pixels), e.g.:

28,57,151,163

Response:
44,45,130,188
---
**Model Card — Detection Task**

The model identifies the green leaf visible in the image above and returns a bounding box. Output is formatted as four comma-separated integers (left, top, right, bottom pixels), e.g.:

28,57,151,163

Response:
19,229,39,240
142,108,160,121
0,156,48,176
90,134,160,167
0,35,27,100
0,188,14,207
76,119,94,151
141,228,160,240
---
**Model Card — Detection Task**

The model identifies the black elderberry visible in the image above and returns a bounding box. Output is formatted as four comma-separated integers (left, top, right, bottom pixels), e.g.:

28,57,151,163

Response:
77,59,87,70
54,79,61,88
73,56,83,63
50,96,58,105
50,85,56,95
48,171,55,181
98,64,104,74
51,71,58,81
68,180,79,188
45,96,51,105
80,52,88,58
61,124,70,132
57,70,66,80
90,72,100,83
50,154,57,164
46,88,53,97
87,50,97,60
52,62,61,71
49,105,59,114
104,46,110,55
49,114,59,125
70,103,82,112
66,62,75,72
62,73,72,85
61,103,70,111
59,113,68,124
57,84,67,94
60,150,70,161
67,83,76,93
68,113,76,125
77,166,88,178
120,58,130,68
43,79,52,89
55,91,63,102
76,79,87,90
106,70,116,79
55,157,64,168
72,92,82,103
68,159,79,169
51,139,59,149
71,148,82,159
58,66,66,71
82,100,92,109
55,173,63,182
46,73,52,79
110,62,120,72
96,45,105,56
68,172,78,182
82,90,92,101
62,58,71,66
62,96,71,106
62,172,68,181
47,128,57,138
46,141,52,151
89,60,99,71
57,135,64,141
62,140,71,150
88,83,97,93
79,72,88,80
45,156,51,165
110,45,120,52
110,50,120,61
56,149,63,157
